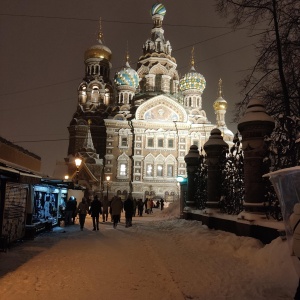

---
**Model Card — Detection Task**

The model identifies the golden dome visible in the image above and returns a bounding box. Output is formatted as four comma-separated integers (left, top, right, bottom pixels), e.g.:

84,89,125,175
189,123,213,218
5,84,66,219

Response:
213,98,227,111
213,78,227,111
84,44,112,61
84,18,112,61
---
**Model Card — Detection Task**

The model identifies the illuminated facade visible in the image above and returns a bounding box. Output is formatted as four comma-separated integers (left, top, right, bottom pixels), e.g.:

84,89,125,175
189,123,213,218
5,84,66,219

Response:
66,3,233,201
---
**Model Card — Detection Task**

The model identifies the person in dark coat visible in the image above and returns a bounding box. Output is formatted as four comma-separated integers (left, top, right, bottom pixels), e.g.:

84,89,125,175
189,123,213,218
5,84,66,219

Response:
137,199,144,217
77,197,89,230
65,196,75,225
89,195,102,231
160,198,164,210
101,196,110,222
72,197,78,224
133,198,137,217
124,196,134,228
110,196,123,228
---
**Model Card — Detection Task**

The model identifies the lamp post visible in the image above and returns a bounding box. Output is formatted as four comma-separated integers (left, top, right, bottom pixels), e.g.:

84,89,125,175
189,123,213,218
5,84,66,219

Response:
106,175,110,200
75,157,82,184
177,176,187,219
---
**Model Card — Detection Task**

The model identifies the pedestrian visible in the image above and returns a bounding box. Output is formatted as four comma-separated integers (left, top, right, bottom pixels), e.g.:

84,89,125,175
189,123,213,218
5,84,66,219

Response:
137,199,144,217
65,197,74,225
110,196,123,228
109,198,113,222
147,198,152,214
150,199,154,213
160,198,164,210
133,198,137,217
101,196,110,222
124,195,134,228
77,197,89,230
72,197,78,224
89,195,102,231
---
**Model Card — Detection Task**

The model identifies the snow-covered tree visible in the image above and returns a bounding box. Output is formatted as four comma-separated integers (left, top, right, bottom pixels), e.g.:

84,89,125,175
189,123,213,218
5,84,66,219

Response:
217,0,300,168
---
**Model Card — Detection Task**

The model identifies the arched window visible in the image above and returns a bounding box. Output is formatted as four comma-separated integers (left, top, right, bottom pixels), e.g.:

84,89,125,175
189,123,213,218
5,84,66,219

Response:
117,153,129,179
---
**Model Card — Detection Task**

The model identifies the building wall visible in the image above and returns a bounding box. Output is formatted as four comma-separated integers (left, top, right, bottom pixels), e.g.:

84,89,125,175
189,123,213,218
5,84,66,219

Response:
0,138,41,172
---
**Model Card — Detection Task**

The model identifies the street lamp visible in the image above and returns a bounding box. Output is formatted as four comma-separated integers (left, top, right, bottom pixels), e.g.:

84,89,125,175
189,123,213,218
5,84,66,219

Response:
75,157,82,184
106,176,110,200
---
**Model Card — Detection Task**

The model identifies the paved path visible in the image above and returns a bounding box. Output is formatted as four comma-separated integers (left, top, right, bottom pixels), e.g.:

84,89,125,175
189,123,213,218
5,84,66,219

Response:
0,208,296,300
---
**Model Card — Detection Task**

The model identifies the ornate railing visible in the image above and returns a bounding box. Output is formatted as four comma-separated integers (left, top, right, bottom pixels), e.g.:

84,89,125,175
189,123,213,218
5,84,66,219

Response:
219,135,244,215
194,148,207,210
190,133,286,221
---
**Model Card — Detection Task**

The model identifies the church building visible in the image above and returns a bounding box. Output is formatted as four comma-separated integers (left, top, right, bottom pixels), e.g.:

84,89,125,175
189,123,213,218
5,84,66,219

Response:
65,3,233,201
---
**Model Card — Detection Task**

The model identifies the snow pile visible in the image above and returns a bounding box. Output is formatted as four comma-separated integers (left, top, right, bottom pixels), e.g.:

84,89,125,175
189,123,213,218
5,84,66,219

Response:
156,200,180,219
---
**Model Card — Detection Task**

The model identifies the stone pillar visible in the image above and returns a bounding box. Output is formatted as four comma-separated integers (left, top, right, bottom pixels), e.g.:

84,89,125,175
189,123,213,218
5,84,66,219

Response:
203,128,228,209
238,99,275,213
184,145,200,207
177,179,187,219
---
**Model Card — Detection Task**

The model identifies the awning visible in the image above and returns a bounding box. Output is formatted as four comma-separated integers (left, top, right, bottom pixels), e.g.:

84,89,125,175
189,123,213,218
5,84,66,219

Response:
0,164,42,184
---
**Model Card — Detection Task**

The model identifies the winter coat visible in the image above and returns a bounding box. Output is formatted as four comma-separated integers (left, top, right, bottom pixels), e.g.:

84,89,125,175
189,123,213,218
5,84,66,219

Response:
124,198,134,217
101,198,110,213
66,199,76,212
110,197,123,216
77,200,89,215
90,198,102,217
137,200,144,209
146,199,152,210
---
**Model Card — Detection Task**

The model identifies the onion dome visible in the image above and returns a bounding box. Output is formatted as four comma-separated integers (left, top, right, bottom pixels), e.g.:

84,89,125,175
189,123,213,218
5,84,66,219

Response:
151,3,166,17
213,79,228,111
114,54,139,90
179,47,206,93
179,67,206,92
84,18,112,61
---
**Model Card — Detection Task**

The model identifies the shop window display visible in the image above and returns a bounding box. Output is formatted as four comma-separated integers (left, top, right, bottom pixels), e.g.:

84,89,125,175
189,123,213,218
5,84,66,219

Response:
33,191,58,225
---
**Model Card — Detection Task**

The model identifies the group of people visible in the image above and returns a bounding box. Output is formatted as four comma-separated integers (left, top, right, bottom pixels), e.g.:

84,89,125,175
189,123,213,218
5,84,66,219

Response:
64,194,165,231
136,198,164,216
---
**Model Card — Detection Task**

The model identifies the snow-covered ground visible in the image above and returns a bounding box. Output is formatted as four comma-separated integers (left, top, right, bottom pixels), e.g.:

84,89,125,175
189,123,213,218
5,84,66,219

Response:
0,201,298,300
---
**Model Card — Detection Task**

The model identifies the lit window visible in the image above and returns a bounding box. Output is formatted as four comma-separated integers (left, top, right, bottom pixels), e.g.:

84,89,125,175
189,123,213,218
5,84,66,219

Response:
146,164,153,176
121,137,127,147
157,165,163,177
148,138,154,147
158,138,164,147
120,163,127,176
167,165,173,177
168,139,174,148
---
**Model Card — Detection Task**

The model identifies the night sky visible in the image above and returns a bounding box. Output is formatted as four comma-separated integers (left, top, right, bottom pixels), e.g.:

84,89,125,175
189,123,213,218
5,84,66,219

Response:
0,0,258,176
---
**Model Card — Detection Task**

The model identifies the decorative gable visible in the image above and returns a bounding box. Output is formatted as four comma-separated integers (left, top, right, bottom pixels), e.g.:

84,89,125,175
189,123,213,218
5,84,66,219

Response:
135,95,187,122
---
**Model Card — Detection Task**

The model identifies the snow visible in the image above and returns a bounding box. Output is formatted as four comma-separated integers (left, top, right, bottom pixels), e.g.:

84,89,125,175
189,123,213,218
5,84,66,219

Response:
0,201,298,300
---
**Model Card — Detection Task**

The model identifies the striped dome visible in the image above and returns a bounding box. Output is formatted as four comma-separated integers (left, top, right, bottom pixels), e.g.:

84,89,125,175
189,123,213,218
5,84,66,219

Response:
179,67,206,93
114,62,139,89
151,3,166,17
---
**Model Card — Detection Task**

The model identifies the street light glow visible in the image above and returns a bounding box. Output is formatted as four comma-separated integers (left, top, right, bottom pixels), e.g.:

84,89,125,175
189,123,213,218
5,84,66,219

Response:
75,158,82,167
177,176,185,183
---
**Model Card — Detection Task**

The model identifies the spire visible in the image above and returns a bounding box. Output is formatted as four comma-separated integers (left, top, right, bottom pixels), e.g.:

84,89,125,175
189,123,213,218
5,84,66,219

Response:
125,41,130,67
121,42,132,69
84,120,96,151
98,17,103,44
191,46,195,69
218,78,223,97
